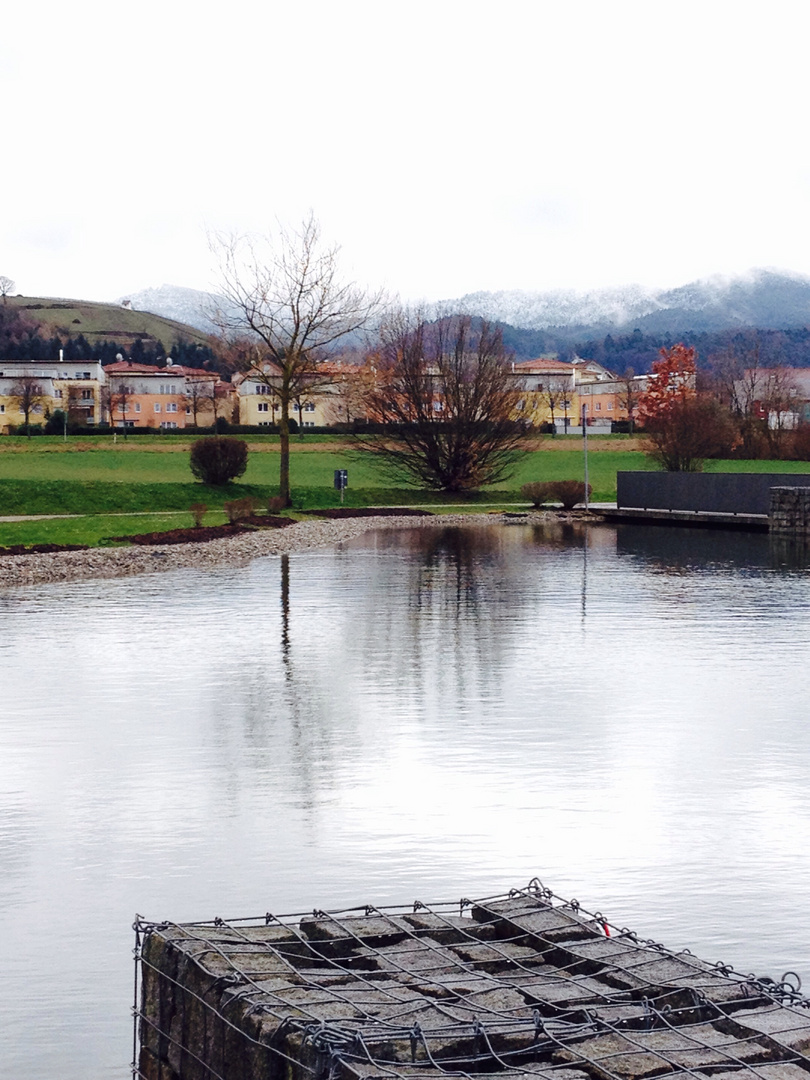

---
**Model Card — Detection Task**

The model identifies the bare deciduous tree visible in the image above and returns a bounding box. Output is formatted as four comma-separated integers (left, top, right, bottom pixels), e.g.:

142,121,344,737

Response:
184,377,211,428
325,359,377,427
210,214,385,505
643,396,738,471
536,376,569,434
10,375,45,436
709,340,798,457
0,275,14,302
106,376,135,437
356,311,524,491
616,367,643,433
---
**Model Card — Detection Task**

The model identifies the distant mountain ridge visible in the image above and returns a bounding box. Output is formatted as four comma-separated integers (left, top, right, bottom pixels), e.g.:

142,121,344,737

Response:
123,271,810,343
447,269,810,337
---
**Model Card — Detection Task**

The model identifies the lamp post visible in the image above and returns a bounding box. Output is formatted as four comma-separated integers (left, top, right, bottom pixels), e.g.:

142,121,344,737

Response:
582,403,589,511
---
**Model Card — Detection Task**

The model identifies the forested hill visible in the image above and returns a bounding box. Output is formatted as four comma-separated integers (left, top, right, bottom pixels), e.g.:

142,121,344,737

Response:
481,322,810,371
566,326,810,373
0,296,218,369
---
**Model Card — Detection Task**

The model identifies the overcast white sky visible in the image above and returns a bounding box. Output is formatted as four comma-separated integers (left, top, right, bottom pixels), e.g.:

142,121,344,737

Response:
2,0,809,304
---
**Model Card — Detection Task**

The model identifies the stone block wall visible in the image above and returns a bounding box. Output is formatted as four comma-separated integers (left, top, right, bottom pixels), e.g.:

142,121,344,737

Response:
134,889,810,1080
769,486,810,534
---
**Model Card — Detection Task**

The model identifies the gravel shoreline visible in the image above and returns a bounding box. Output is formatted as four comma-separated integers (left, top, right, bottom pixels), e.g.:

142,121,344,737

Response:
0,511,592,590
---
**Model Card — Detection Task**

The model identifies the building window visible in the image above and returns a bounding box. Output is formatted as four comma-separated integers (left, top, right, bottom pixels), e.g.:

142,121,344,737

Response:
258,420,271,427
257,402,269,412
304,402,315,412
135,403,141,413
81,389,93,400
154,403,161,413
595,402,601,411
167,402,177,413
160,421,178,429
607,401,613,411
186,406,191,415
303,421,315,427
55,389,63,398
0,405,4,413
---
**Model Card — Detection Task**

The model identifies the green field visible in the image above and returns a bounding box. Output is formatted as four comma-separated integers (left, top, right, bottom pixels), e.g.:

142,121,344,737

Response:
1,435,809,548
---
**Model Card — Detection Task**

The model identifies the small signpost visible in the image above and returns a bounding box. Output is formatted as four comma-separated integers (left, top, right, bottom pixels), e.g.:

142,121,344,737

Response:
334,469,348,505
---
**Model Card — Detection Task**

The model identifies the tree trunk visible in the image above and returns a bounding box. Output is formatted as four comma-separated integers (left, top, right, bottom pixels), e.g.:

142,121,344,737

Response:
279,390,291,507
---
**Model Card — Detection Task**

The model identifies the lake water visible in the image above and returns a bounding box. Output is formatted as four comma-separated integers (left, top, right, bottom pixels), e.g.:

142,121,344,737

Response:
2,521,810,1079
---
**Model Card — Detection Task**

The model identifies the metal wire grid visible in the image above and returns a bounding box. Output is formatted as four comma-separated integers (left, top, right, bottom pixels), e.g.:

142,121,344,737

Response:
132,880,810,1080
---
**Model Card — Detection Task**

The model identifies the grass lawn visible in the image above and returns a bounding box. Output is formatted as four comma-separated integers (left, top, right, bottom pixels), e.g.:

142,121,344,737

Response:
1,434,809,548
0,440,650,495
0,511,230,549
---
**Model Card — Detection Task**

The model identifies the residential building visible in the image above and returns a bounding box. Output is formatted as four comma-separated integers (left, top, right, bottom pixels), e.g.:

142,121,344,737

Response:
104,360,229,429
234,361,367,427
507,356,641,431
0,360,104,433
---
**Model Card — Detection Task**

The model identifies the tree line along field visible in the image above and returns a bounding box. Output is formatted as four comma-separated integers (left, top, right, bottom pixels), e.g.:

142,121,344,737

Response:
1,435,810,549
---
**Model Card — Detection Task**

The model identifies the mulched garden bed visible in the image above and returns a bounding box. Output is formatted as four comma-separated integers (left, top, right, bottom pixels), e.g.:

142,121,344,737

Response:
0,543,90,557
111,516,293,546
300,507,433,519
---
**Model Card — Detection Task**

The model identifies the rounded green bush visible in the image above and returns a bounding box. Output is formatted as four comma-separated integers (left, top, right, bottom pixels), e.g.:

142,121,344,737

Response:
189,437,249,486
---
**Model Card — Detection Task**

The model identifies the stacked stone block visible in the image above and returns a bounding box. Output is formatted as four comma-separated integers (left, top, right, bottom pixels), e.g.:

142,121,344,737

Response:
769,488,810,535
135,889,810,1080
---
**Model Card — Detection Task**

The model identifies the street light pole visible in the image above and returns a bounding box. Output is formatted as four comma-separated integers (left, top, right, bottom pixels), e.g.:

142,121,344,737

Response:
582,403,589,511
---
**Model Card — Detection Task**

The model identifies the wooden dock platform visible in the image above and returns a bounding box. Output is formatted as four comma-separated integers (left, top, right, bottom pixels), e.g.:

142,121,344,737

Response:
134,883,810,1080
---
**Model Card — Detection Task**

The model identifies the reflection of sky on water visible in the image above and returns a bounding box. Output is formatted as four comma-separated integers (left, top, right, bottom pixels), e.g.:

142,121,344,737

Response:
1,522,810,1077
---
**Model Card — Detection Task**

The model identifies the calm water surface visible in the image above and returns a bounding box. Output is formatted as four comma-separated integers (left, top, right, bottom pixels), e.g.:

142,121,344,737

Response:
1,522,810,1079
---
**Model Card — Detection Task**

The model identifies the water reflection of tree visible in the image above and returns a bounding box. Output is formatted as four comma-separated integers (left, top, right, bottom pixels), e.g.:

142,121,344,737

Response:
207,522,618,808
346,526,547,716
203,556,345,817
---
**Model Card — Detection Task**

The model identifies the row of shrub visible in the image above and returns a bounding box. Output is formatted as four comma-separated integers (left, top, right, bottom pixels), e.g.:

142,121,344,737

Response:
521,480,593,509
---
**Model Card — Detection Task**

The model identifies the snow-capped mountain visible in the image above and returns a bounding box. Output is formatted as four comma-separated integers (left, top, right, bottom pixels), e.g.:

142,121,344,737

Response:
118,285,222,334
450,283,663,330
122,270,810,341
446,269,810,336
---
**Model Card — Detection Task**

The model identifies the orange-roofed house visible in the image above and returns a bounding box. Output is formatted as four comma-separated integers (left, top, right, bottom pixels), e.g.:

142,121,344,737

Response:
104,360,231,429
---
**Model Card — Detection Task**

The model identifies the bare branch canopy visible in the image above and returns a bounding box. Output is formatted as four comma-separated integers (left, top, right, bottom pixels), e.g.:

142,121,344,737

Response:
209,214,386,504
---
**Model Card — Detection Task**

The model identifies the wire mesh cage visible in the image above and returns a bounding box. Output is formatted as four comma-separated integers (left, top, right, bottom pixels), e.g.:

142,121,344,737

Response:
133,880,810,1080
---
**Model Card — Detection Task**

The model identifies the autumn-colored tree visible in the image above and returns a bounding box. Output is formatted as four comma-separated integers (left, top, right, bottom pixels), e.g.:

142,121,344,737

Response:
639,344,737,471
637,344,697,426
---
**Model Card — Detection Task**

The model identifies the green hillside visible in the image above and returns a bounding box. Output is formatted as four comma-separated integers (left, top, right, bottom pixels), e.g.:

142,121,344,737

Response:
6,295,213,349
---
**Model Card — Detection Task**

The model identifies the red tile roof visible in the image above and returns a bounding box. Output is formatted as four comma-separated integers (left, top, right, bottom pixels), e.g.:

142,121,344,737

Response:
511,358,574,374
104,361,162,374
